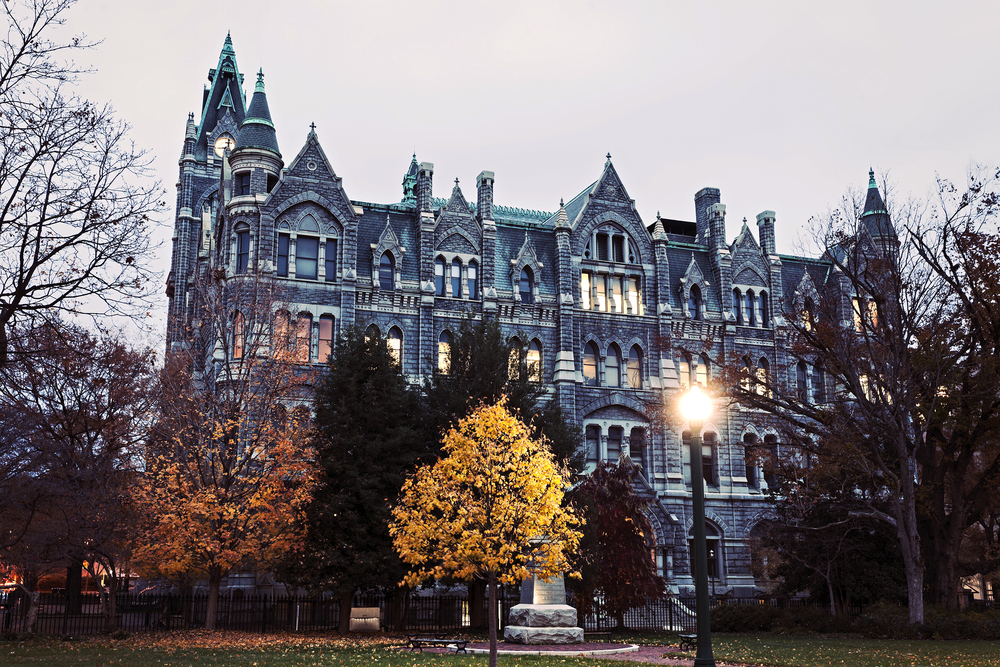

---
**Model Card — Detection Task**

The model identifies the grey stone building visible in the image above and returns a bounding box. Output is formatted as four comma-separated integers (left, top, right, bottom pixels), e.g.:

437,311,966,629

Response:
166,37,887,597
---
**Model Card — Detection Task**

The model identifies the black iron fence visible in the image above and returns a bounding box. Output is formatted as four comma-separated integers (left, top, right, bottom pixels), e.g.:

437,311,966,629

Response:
0,590,858,636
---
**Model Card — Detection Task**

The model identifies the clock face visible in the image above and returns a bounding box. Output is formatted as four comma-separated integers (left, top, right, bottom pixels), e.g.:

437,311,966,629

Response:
214,136,235,156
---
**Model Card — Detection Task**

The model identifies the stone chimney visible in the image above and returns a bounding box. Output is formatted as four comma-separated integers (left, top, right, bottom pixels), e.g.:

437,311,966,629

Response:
695,187,721,245
477,171,495,221
756,211,776,255
417,162,434,213
708,203,726,250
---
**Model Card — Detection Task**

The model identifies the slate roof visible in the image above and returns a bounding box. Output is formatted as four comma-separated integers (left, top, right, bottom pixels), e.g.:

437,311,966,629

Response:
861,169,895,238
234,70,280,156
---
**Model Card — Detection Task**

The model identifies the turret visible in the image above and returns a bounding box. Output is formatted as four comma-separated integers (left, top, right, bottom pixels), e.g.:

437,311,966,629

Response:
230,69,283,197
861,169,895,240
402,154,419,206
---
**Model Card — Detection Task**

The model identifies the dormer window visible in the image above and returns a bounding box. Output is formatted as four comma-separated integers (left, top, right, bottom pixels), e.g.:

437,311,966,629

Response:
519,267,534,304
689,284,703,320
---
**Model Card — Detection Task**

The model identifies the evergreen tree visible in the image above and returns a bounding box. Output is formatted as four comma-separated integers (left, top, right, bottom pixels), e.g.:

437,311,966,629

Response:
285,327,427,631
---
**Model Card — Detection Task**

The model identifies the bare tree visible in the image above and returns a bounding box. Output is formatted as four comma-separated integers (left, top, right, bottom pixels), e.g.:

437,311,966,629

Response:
0,0,164,365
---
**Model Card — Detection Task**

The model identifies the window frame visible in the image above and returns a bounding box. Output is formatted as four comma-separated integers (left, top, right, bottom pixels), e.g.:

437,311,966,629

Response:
296,236,319,280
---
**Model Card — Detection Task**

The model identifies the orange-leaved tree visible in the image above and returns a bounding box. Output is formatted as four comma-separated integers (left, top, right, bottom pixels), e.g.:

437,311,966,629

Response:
137,271,317,629
390,398,581,667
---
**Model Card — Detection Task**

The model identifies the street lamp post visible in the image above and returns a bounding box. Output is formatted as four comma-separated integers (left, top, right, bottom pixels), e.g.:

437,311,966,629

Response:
680,385,716,667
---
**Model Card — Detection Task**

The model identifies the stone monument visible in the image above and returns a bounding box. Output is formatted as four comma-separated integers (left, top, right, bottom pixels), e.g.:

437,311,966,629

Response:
503,571,584,644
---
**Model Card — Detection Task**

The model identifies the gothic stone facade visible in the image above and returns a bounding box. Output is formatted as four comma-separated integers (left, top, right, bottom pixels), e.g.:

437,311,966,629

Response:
166,38,851,596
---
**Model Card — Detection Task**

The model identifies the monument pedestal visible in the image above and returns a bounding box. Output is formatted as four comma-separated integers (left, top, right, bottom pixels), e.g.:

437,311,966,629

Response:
503,573,583,645
503,603,584,644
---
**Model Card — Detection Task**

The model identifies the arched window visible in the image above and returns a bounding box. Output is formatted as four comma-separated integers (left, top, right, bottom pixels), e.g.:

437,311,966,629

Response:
235,226,250,274
628,345,642,389
273,310,292,357
763,435,778,487
678,356,691,387
276,232,289,277
744,433,758,488
296,314,312,363
689,522,723,579
527,339,542,383
379,251,395,291
508,336,522,380
519,267,534,304
756,357,770,396
318,315,334,363
232,311,245,360
388,327,402,366
296,236,319,280
467,260,478,299
702,432,717,486
451,258,462,298
813,364,826,403
740,356,753,392
760,290,769,327
796,361,808,399
607,426,623,461
696,354,709,387
438,331,452,374
606,344,622,387
366,324,380,341
434,257,445,296
802,297,815,331
583,342,599,386
733,288,742,324
746,290,756,327
586,425,601,465
688,284,702,320
629,427,646,467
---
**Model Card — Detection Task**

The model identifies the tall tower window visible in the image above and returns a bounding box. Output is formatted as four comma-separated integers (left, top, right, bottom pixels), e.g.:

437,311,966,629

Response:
527,339,542,382
606,344,621,387
235,228,250,273
388,327,402,366
435,257,445,296
438,331,452,374
628,345,642,389
519,267,534,304
583,342,599,386
380,252,395,291
276,233,289,277
467,260,478,299
324,239,338,282
689,284,702,320
318,315,334,363
235,171,251,196
451,258,462,298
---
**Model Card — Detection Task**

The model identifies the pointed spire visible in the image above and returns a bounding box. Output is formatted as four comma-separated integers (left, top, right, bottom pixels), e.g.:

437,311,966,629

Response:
555,197,570,230
401,154,419,205
222,31,235,56
861,168,895,238
233,68,280,155
185,112,197,139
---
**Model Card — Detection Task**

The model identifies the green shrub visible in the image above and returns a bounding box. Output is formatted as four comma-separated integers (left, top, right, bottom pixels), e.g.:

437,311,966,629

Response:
710,602,780,632
853,602,917,639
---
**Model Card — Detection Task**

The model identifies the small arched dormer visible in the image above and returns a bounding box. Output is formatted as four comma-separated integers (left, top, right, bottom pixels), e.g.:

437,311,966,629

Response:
510,232,543,304
371,215,405,291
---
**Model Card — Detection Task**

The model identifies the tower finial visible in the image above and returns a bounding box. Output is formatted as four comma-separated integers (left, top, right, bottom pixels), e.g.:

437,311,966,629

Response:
606,152,612,165
255,68,265,93
868,167,876,188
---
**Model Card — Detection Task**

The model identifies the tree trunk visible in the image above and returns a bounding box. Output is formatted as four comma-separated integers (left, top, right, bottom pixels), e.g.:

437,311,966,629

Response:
895,473,925,624
66,560,83,615
488,571,498,667
338,589,353,634
391,588,410,631
205,567,223,631
104,576,119,631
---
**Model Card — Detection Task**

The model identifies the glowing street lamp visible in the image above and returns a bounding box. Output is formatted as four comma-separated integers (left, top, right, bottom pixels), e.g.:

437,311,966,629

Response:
680,384,715,667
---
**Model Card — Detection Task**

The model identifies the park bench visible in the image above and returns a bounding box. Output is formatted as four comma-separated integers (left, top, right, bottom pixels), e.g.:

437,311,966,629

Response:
678,633,698,650
348,606,381,632
405,634,469,654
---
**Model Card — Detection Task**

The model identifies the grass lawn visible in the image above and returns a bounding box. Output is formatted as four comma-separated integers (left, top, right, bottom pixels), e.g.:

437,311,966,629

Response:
3,630,1000,667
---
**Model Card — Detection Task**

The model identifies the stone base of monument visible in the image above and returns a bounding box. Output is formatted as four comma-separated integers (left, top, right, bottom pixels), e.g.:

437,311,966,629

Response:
503,604,584,645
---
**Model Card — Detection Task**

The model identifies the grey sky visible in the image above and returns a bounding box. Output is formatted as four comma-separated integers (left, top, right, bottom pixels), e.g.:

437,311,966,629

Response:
64,0,1000,336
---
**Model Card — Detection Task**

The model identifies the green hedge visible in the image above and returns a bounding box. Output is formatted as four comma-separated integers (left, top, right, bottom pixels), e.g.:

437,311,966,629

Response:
853,603,1000,640
710,602,853,633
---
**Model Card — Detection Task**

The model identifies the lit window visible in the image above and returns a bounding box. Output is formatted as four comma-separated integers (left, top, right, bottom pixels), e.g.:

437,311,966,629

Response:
233,311,245,360
325,239,337,282
296,236,319,280
451,258,462,298
611,276,623,313
276,233,289,277
581,272,592,310
678,357,690,387
628,345,642,389
273,310,292,357
366,324,380,342
318,315,334,363
739,357,752,392
438,331,452,374
235,228,250,273
380,252,395,291
627,277,641,315
595,275,607,312
528,340,542,382
519,267,534,304
467,261,478,299
803,297,815,331
696,355,709,387
756,357,770,396
583,342,598,386
435,258,445,296
296,314,312,363
388,327,402,366
853,296,864,332
508,337,522,380
606,344,621,387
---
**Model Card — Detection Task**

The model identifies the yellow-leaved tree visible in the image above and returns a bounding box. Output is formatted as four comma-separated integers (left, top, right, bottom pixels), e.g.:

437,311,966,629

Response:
390,398,581,666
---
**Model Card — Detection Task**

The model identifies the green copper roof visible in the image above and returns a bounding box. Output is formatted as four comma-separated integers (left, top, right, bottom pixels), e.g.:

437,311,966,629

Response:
233,69,280,155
